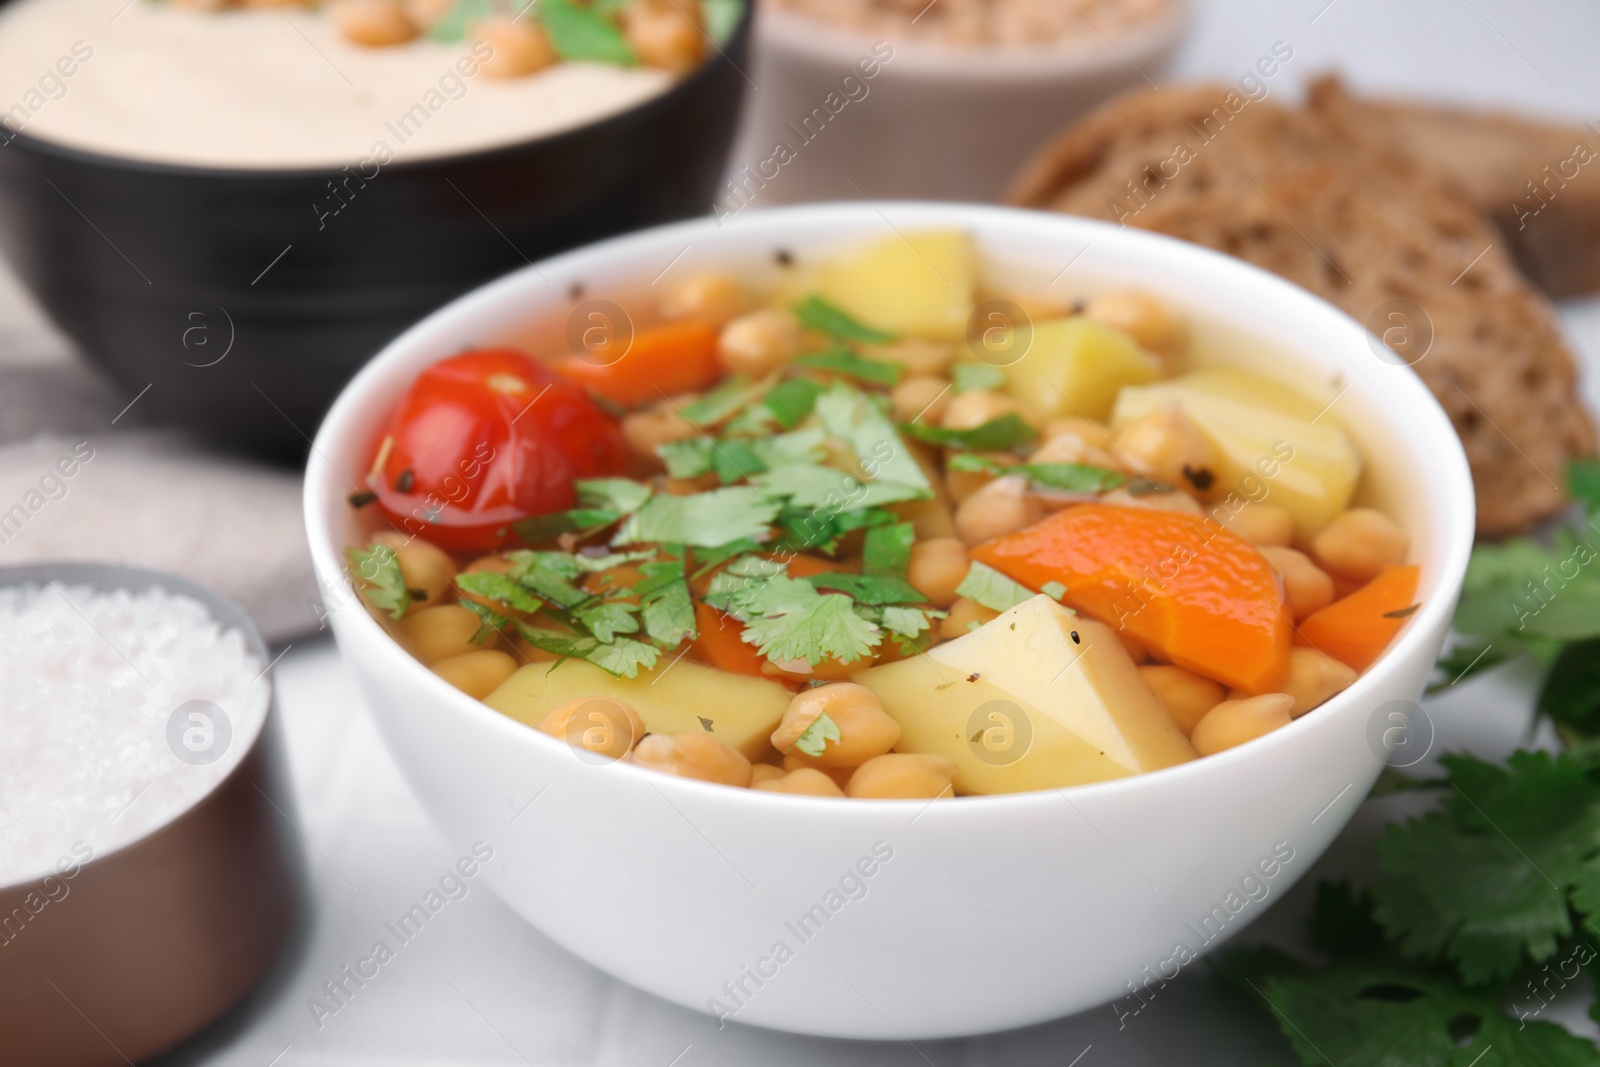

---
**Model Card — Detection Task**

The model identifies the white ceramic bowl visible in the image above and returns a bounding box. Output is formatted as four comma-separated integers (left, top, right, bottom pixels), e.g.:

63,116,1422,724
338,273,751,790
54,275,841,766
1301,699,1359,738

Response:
304,203,1474,1040
726,1,1190,205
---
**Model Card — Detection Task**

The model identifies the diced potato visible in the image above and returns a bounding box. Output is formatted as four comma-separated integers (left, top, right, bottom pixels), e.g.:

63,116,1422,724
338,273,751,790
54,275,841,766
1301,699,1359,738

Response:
1000,316,1161,423
853,596,1194,794
816,230,975,341
1111,370,1361,538
484,658,792,760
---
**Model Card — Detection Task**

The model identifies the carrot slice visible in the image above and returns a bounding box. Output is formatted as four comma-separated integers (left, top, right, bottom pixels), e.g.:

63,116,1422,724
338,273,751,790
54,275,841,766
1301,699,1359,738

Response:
690,602,769,678
971,503,1292,694
551,320,722,407
1294,564,1421,671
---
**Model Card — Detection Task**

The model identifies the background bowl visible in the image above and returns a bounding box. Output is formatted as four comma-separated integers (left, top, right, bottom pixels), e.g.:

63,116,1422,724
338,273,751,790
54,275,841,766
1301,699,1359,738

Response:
727,2,1188,206
0,562,299,1066
0,9,750,459
304,202,1475,1039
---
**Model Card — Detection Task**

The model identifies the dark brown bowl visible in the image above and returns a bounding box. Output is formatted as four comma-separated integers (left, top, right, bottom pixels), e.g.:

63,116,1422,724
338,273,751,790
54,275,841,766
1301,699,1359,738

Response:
0,562,300,1066
0,14,751,458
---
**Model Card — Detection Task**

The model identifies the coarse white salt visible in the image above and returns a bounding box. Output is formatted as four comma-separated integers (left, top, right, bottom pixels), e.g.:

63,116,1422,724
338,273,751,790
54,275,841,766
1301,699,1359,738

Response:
0,583,268,885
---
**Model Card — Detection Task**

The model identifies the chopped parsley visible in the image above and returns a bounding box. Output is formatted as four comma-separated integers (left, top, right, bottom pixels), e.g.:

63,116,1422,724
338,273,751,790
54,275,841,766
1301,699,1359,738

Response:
793,294,897,344
790,711,842,757
615,487,781,548
347,543,411,620
705,560,882,666
901,413,1039,453
793,349,904,386
946,453,1125,493
954,562,1035,614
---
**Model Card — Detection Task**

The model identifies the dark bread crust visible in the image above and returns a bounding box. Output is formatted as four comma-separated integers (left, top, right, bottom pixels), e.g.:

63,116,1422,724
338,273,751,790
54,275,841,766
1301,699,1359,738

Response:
1008,84,1596,536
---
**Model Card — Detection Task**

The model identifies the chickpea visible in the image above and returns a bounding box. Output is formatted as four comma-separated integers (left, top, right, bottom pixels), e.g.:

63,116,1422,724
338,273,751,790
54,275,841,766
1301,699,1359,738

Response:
1113,404,1215,494
400,604,485,665
891,376,952,424
431,650,517,699
865,338,956,377
333,0,419,45
780,754,853,788
946,451,1016,505
630,732,752,786
939,597,999,640
846,753,957,800
1260,546,1334,620
753,767,847,798
1282,648,1357,717
470,15,558,78
718,309,801,377
620,0,704,74
1084,289,1185,357
1042,417,1116,451
770,683,900,769
538,696,645,761
1221,503,1294,547
955,475,1045,545
1310,508,1409,584
661,273,748,326
1139,664,1224,735
907,537,970,608
621,403,698,463
371,531,455,609
750,763,786,785
941,389,1025,432
1099,487,1202,514
1190,694,1294,757
1028,429,1121,472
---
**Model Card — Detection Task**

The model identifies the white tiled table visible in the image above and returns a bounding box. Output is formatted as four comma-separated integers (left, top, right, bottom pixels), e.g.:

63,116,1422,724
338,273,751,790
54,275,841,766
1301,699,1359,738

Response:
15,0,1600,1061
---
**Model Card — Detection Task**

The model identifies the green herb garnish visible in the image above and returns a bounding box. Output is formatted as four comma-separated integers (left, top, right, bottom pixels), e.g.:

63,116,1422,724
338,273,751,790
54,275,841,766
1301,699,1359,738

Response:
954,562,1035,614
901,414,1039,453
459,597,512,645
950,362,1005,393
762,378,824,429
793,349,904,386
615,486,780,548
636,549,697,649
862,522,915,578
946,453,1124,493
538,0,636,64
453,571,544,614
793,294,897,344
706,561,881,666
680,375,764,427
347,543,410,620
790,711,842,757
752,464,927,510
804,572,926,605
515,622,659,678
814,382,931,492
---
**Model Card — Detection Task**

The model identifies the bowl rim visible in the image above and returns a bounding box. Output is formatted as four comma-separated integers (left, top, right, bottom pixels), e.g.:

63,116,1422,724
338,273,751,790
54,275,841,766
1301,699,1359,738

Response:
755,0,1191,80
304,200,1476,815
0,2,751,180
0,560,276,890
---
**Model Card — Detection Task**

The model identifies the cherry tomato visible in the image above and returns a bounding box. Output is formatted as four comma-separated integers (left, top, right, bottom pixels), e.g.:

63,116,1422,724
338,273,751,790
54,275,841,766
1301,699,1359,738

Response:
369,348,627,552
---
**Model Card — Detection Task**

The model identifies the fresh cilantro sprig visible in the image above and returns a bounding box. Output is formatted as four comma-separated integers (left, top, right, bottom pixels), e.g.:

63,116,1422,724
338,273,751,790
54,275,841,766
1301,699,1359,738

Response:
954,562,1036,615
793,349,904,386
793,294,898,344
901,413,1039,452
946,453,1125,494
790,712,842,757
347,543,412,620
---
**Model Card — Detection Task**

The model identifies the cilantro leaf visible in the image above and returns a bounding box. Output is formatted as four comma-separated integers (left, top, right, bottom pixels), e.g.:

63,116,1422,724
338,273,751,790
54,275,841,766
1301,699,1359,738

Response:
636,553,697,649
793,294,897,343
1040,580,1067,601
762,378,823,429
814,382,931,492
862,522,915,578
458,597,512,644
570,548,656,573
771,504,896,554
680,375,764,427
1571,459,1600,511
1540,639,1600,745
1373,751,1600,985
712,438,765,484
947,453,1124,493
453,571,543,614
615,487,780,548
427,0,494,41
901,414,1039,452
752,464,927,510
951,362,1005,394
752,427,827,469
793,349,904,386
573,600,640,643
577,478,652,515
657,439,714,479
878,605,935,655
790,711,842,757
689,539,764,578
741,586,880,666
512,507,621,542
504,551,590,608
804,572,926,604
1452,528,1600,650
515,622,659,678
539,0,636,64
954,562,1036,614
347,543,411,620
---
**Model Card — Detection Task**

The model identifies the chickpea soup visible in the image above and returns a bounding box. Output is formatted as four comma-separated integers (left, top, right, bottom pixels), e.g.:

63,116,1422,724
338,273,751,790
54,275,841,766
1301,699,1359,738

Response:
343,230,1420,799
0,0,738,168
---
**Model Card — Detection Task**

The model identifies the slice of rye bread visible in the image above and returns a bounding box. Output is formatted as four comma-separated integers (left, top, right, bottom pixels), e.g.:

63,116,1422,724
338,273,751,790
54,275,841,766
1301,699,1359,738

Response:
1007,84,1596,536
1308,76,1600,300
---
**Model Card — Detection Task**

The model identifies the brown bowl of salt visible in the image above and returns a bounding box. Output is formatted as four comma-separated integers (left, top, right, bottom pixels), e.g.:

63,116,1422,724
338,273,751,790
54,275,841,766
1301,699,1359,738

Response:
0,562,299,1065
